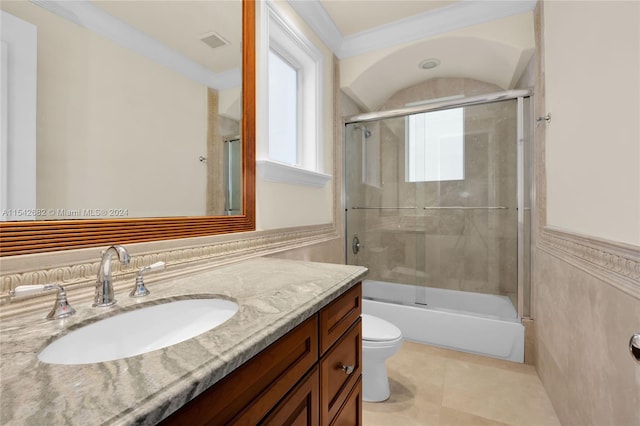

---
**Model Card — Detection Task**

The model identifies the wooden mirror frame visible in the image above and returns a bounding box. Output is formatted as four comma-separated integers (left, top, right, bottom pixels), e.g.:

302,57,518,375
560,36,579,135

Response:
0,0,255,257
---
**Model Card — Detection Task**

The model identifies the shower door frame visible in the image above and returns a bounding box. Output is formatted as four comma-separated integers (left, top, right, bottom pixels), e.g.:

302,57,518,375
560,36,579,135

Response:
223,136,242,216
345,89,532,320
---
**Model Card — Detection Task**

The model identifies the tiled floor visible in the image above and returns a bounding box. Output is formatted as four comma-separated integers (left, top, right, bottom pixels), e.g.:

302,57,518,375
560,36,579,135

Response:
363,341,561,426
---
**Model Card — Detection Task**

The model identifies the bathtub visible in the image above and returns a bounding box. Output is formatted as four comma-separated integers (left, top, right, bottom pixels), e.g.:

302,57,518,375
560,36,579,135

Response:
362,280,524,363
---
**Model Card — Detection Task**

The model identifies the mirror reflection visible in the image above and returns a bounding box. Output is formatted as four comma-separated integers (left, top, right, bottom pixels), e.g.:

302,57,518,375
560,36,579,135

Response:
0,0,242,221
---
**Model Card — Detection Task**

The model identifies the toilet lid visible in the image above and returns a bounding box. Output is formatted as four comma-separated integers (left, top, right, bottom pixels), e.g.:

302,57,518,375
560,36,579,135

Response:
361,314,402,342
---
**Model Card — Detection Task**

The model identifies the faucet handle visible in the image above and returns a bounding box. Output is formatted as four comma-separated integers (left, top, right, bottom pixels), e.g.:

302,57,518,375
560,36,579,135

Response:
10,285,51,298
11,284,76,320
130,261,166,298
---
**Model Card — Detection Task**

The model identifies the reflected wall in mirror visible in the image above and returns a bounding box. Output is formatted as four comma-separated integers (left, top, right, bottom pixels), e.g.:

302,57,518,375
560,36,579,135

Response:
0,0,255,255
1,0,241,219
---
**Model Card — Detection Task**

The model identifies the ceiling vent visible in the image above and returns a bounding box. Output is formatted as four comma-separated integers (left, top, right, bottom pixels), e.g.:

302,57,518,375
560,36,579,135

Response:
200,32,230,49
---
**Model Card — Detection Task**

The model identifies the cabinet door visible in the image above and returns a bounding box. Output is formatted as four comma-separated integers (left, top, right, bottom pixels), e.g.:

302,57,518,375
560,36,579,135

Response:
330,377,362,426
261,366,319,426
162,315,318,426
320,319,362,425
319,282,361,355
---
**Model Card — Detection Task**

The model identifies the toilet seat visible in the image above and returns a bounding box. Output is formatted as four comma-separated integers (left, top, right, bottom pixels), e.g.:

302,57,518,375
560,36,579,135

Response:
362,313,402,342
362,335,403,349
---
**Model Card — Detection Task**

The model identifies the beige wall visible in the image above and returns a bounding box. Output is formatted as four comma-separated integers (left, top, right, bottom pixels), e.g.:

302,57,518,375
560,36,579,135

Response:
543,1,640,246
534,2,640,425
2,2,209,218
256,181,333,229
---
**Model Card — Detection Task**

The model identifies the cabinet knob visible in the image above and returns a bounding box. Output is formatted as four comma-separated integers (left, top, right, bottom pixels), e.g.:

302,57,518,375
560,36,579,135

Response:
341,364,355,375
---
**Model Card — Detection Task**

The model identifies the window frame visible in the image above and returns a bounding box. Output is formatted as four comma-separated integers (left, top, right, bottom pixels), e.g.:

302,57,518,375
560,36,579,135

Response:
259,1,330,187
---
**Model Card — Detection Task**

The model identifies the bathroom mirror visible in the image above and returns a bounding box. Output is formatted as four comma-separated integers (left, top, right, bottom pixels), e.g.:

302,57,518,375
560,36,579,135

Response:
0,0,255,256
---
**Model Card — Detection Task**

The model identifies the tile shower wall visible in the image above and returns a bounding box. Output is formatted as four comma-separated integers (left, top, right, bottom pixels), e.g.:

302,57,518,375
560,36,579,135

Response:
346,78,519,303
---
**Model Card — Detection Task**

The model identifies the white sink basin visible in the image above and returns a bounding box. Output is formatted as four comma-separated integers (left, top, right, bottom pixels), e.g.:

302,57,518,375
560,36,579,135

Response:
38,298,239,365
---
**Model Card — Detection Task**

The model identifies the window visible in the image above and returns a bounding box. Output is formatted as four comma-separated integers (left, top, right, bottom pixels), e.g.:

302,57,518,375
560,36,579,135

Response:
268,50,298,165
406,108,464,182
257,2,330,187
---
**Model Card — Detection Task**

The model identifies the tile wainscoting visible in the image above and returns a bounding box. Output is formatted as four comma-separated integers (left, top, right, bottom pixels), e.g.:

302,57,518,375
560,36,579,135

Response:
534,228,640,425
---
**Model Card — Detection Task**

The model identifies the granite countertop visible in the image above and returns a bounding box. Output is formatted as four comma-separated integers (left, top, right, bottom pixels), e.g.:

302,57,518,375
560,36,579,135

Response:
0,257,367,425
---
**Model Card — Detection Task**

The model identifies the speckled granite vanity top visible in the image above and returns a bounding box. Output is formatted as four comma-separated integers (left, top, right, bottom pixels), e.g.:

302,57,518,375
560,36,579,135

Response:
0,258,367,425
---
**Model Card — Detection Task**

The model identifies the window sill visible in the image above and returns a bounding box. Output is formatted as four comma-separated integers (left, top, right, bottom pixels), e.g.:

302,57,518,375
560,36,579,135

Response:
257,160,331,188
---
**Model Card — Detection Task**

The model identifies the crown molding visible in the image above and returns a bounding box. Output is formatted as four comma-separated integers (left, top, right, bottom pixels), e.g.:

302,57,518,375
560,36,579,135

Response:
288,0,536,59
286,0,343,54
31,0,241,90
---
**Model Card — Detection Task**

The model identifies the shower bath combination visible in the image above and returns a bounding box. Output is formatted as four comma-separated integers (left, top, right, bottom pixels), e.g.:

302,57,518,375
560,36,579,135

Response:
345,90,533,363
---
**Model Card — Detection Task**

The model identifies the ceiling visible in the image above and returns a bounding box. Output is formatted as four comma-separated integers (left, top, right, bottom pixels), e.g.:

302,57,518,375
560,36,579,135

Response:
31,0,243,91
65,0,534,112
289,0,536,111
93,1,242,74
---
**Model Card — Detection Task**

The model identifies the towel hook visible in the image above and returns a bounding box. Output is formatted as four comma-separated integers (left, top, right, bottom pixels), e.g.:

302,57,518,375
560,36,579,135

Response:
536,113,551,126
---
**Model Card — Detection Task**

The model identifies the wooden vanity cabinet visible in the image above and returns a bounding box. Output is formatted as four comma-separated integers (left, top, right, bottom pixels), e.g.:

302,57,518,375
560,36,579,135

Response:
161,282,362,426
330,376,362,426
260,366,320,425
318,285,362,425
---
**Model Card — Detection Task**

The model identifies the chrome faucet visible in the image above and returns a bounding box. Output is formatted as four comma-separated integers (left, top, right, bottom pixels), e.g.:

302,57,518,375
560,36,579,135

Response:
94,245,131,307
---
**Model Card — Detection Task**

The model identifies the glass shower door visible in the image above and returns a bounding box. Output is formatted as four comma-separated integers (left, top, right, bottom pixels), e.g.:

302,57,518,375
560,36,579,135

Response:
413,100,519,312
345,117,421,307
345,97,528,318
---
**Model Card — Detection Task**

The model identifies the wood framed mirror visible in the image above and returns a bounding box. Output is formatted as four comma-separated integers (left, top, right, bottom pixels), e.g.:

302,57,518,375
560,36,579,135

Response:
0,0,255,256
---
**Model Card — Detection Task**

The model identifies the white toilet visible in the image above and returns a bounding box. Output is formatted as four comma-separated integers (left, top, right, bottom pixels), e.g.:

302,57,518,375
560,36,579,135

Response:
361,313,403,402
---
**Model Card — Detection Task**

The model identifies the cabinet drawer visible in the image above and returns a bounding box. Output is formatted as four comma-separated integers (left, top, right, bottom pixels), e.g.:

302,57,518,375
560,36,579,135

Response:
319,283,361,355
162,315,318,426
260,366,319,426
320,319,362,425
330,377,362,426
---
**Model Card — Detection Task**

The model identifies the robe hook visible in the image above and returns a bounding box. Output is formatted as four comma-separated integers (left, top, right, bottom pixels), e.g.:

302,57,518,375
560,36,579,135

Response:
536,113,551,126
